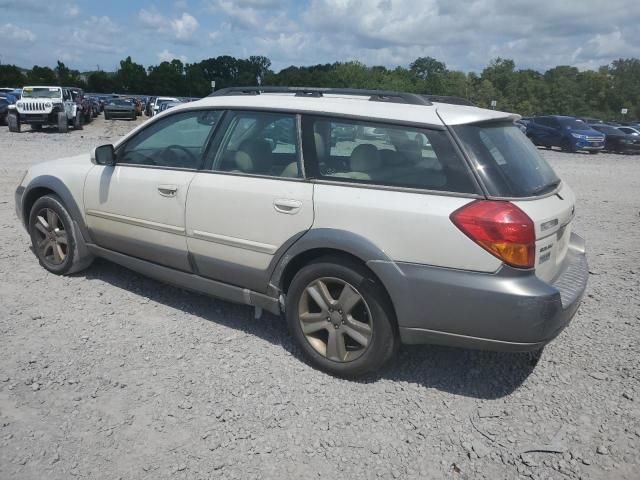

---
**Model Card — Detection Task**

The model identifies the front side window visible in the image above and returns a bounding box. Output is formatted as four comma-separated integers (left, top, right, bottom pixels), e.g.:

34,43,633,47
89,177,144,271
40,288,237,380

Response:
302,116,477,193
211,111,301,178
117,110,222,169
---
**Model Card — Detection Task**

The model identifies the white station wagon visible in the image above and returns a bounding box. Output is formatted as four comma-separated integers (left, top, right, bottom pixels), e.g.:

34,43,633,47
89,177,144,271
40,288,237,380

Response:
15,87,588,377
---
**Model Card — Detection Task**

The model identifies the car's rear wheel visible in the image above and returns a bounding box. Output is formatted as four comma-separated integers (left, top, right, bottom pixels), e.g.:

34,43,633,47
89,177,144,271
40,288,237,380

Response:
28,195,93,275
8,113,20,133
286,257,398,377
104,112,111,120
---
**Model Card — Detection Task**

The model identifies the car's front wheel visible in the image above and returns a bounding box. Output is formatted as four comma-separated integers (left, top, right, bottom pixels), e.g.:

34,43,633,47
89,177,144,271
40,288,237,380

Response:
286,257,398,377
8,113,20,133
28,195,93,275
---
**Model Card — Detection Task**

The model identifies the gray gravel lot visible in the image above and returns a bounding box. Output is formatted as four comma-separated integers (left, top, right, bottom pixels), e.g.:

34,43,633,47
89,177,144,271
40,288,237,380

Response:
1,117,639,479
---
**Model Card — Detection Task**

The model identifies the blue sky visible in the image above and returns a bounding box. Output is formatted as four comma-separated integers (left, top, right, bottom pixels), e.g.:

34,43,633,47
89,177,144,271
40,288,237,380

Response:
1,0,638,73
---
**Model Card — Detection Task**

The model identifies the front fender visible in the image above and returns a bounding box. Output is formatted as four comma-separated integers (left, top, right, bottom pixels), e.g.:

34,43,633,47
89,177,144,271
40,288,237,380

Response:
21,175,92,242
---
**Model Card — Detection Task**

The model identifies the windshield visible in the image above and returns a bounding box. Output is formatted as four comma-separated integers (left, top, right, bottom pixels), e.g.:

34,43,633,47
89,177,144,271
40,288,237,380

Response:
558,118,590,130
454,122,560,198
22,87,62,99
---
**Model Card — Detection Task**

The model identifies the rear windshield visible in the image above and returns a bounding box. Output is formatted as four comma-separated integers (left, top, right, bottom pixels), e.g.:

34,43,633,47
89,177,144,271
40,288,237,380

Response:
454,122,560,198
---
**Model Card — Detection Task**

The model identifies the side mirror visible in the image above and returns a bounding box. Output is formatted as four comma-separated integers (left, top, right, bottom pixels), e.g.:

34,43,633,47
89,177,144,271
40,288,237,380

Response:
92,144,116,166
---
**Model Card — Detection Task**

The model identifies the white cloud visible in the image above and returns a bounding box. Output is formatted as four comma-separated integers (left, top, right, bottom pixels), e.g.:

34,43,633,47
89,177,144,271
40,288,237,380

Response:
139,8,199,42
0,23,36,43
158,49,188,63
65,4,80,17
171,13,198,40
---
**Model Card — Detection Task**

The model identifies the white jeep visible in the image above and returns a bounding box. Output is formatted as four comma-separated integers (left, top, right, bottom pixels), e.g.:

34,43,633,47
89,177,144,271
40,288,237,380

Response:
8,86,83,133
14,87,589,377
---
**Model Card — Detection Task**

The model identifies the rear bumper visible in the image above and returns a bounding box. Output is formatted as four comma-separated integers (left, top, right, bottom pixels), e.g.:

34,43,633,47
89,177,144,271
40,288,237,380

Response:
368,233,588,352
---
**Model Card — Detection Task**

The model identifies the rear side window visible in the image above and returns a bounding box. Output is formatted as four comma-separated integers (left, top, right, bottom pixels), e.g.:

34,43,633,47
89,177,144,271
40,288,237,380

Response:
454,122,560,198
302,116,477,193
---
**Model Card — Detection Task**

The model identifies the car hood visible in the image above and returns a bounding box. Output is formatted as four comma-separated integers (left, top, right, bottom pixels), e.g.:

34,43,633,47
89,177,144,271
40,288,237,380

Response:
573,129,604,137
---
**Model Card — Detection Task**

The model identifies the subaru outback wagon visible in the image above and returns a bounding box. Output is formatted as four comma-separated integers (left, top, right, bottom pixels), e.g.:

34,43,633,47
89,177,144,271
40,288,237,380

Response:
15,87,588,377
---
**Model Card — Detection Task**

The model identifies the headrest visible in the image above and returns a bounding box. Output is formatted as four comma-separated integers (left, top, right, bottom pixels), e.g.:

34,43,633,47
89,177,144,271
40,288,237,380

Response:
235,139,272,174
350,144,381,172
379,149,405,166
314,132,326,161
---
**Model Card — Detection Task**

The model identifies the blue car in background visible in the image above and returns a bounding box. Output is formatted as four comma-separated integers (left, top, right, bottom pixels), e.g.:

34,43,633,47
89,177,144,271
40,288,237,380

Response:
527,115,605,154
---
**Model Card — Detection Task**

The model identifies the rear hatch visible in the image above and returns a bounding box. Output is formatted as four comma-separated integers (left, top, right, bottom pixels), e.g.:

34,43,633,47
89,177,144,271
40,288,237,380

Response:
451,120,575,282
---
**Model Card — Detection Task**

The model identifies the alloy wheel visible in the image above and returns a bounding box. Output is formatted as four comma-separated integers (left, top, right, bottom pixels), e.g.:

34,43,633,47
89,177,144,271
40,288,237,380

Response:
33,208,68,266
298,277,373,362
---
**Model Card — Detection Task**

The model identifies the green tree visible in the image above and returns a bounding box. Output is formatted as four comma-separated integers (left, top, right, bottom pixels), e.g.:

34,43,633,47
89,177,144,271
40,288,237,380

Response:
0,64,25,87
114,56,147,93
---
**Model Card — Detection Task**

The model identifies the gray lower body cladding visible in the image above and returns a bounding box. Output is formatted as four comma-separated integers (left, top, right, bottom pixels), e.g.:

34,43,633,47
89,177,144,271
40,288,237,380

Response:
368,233,588,352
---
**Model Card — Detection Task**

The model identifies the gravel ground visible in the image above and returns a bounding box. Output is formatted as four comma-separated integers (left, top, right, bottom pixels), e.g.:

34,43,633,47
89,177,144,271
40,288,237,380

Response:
0,116,639,480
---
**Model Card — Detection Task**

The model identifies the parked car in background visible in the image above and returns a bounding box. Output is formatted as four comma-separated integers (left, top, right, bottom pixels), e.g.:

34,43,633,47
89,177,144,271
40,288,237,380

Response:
590,124,640,154
152,96,179,116
527,116,605,153
86,97,101,118
514,117,531,134
0,97,9,125
145,97,156,116
158,100,182,113
126,98,143,116
104,98,137,120
8,86,83,133
14,86,589,376
616,126,640,136
68,87,92,124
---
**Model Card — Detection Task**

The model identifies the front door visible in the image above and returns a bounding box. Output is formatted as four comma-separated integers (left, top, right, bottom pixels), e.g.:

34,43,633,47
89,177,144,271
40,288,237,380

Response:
186,110,314,292
84,109,223,271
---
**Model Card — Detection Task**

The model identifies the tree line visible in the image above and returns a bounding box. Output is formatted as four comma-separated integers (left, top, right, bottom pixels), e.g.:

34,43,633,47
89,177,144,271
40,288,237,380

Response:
1,56,638,119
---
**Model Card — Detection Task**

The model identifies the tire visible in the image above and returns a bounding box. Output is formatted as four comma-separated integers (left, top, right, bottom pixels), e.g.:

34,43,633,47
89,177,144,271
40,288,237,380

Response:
285,257,398,377
561,139,575,153
8,113,20,133
28,195,93,275
74,112,83,130
57,112,68,133
104,112,111,120
131,112,136,121
527,347,545,367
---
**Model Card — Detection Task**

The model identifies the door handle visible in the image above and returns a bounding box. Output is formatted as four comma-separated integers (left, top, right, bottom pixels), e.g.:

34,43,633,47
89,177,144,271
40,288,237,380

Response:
274,199,302,214
158,185,178,197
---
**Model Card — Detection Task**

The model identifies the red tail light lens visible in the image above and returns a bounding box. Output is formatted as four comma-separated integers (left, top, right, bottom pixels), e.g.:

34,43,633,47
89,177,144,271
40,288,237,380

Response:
450,200,535,269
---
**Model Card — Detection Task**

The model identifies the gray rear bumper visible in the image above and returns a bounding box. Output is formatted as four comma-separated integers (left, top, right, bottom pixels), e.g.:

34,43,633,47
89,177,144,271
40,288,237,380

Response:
368,233,588,352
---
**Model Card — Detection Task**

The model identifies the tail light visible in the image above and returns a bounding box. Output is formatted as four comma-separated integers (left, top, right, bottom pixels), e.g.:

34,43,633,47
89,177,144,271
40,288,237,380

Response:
450,200,535,269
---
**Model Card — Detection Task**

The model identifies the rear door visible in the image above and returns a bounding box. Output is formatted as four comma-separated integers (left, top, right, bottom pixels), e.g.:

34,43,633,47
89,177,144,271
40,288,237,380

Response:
185,110,314,292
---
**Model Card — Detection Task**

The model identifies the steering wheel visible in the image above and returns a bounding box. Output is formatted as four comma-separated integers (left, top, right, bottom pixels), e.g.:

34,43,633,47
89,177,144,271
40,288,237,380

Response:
160,145,197,168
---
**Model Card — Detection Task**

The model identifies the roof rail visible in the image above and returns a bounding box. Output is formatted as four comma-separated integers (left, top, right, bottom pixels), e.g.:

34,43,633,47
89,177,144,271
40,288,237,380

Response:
421,95,475,107
208,86,433,106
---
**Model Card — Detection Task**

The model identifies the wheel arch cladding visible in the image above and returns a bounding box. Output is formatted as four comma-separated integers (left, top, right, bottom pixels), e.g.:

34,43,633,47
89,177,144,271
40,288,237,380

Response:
22,176,91,242
271,228,400,328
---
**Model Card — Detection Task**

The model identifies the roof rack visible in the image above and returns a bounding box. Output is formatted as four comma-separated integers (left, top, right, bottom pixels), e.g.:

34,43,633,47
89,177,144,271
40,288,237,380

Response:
208,86,433,106
421,95,475,107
